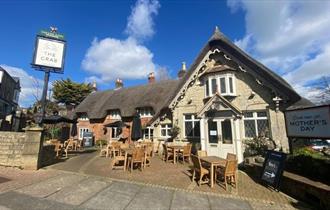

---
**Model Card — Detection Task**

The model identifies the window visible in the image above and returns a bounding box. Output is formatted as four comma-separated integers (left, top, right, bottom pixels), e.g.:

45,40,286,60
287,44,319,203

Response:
184,114,200,138
139,107,154,117
205,73,236,97
243,111,269,138
143,127,154,139
160,124,172,138
111,127,121,139
79,128,90,140
13,90,19,103
109,110,121,119
221,119,232,144
78,114,89,121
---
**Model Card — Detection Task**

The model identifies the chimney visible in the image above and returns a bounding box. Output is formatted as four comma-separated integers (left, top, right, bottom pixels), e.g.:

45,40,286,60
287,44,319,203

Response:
178,62,187,79
115,78,123,89
148,72,155,84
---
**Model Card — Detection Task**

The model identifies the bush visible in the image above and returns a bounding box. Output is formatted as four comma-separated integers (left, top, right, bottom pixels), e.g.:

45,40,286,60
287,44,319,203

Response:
243,136,276,157
286,147,330,185
96,139,108,147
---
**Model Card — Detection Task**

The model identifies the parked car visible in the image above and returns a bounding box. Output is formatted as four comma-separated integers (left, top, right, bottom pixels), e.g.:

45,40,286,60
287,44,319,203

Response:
306,139,329,151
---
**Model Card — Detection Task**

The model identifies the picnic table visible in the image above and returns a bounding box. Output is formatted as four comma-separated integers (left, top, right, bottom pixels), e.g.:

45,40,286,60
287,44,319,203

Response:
167,145,185,164
200,156,227,188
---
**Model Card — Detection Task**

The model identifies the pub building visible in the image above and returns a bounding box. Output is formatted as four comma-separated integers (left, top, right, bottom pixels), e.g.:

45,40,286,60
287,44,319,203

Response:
74,27,312,163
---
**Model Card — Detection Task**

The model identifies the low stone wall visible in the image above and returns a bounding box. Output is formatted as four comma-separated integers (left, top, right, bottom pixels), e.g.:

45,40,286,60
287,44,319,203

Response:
0,127,43,170
244,163,330,210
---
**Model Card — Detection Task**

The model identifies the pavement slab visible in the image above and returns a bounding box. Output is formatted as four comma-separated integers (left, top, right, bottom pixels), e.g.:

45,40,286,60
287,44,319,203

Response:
47,177,110,206
15,173,86,198
125,186,174,210
171,191,210,210
81,181,143,210
0,191,75,210
208,195,253,210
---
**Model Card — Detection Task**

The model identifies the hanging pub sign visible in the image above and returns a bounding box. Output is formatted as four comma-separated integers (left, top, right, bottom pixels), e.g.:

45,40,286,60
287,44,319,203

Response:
284,105,330,139
31,29,66,73
261,150,286,190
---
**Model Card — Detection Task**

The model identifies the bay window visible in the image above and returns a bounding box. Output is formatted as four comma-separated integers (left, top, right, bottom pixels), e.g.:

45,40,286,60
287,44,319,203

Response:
79,128,90,140
184,114,200,138
109,110,121,119
139,107,154,118
205,73,236,97
243,111,269,138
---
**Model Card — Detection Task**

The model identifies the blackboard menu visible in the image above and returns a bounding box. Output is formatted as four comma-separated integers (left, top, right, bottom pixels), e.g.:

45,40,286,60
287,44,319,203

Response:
261,150,286,190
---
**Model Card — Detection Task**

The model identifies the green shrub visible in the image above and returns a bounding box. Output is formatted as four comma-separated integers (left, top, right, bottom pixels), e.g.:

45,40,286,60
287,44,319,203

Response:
286,147,330,185
96,139,108,147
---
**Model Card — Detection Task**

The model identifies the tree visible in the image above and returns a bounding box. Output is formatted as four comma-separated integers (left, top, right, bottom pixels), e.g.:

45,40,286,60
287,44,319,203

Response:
31,99,59,115
52,79,94,106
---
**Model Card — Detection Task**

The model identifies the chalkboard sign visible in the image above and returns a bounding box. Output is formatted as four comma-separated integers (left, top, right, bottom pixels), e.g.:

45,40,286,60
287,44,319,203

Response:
261,150,286,190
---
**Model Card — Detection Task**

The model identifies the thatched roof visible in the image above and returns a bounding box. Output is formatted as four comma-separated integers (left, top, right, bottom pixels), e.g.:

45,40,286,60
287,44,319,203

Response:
168,27,307,109
75,80,180,119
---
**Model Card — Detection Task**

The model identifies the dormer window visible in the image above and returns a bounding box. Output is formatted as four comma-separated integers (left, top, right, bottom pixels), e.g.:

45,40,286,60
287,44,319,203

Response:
205,73,236,97
139,107,154,118
78,114,89,121
109,110,121,119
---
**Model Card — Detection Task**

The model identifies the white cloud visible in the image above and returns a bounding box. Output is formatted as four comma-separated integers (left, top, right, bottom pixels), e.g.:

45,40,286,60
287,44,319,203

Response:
228,0,330,102
126,0,160,41
82,0,164,83
0,65,43,107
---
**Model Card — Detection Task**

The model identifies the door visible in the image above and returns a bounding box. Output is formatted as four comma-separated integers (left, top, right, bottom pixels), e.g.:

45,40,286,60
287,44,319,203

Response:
207,119,235,158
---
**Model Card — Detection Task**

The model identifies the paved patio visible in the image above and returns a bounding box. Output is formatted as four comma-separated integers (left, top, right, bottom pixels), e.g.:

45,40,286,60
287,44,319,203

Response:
43,150,310,209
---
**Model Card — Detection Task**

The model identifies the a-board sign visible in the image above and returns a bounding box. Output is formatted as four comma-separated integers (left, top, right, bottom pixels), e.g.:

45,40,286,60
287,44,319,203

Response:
284,105,330,139
261,150,286,189
32,30,66,73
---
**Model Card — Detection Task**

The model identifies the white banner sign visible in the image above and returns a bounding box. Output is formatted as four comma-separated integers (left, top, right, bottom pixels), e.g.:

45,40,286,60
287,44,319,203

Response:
33,37,65,69
285,105,330,138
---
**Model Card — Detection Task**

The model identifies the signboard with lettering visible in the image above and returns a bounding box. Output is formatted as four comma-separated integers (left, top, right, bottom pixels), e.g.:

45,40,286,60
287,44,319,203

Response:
261,150,286,190
284,105,330,139
32,31,66,73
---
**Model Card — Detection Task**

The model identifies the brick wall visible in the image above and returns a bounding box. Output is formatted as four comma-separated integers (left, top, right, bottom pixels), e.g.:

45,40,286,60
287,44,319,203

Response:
0,127,43,170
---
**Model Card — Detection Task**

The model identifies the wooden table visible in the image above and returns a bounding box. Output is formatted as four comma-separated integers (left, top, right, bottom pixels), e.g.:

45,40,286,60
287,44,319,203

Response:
167,145,185,164
200,156,227,188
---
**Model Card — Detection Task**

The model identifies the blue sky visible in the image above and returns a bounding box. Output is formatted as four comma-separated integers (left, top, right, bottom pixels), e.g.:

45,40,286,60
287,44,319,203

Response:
0,0,329,107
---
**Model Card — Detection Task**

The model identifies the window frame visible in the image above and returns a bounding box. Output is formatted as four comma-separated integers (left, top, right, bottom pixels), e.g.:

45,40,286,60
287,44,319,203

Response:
139,107,154,118
183,114,200,138
205,73,236,97
160,124,172,138
143,127,154,139
109,110,121,119
79,127,90,140
243,111,269,138
111,127,120,139
78,114,89,121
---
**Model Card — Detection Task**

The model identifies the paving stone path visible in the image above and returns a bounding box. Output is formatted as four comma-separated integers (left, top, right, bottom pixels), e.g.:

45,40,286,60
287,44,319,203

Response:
0,169,255,210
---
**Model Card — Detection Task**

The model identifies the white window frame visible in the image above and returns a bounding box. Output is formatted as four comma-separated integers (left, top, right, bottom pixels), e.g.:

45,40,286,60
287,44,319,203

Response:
160,124,172,138
78,114,89,121
79,128,90,140
183,114,200,138
111,127,120,139
109,110,121,119
143,127,154,139
243,111,269,138
205,73,236,97
139,107,154,118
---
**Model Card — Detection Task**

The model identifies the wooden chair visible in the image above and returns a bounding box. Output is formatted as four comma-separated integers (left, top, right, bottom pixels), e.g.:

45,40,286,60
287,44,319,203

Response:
109,142,121,158
144,143,153,168
226,153,237,160
215,159,238,191
197,150,208,157
54,141,64,158
64,139,75,158
100,141,111,157
128,147,145,172
111,144,128,171
191,155,210,186
178,143,192,163
162,144,174,162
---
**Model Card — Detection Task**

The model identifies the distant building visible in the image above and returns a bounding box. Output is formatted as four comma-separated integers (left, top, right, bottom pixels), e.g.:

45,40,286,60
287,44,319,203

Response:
0,67,21,127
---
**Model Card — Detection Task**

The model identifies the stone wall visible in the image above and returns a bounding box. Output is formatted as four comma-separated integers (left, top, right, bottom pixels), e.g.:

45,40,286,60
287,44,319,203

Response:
0,127,43,170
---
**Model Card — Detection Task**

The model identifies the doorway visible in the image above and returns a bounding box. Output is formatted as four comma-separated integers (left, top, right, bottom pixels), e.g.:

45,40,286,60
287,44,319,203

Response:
207,118,236,158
